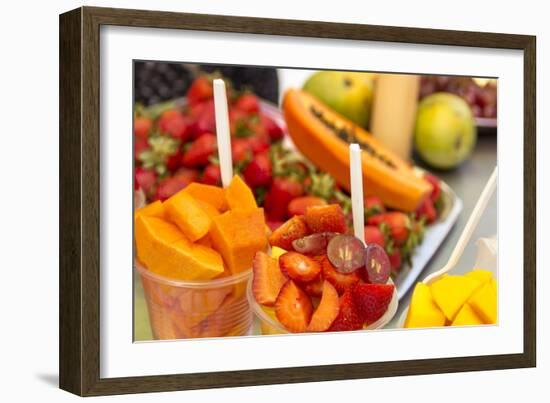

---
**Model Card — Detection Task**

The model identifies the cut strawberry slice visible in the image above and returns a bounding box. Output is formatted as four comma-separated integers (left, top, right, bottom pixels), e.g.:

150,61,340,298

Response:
307,281,340,332
320,255,360,295
252,251,288,307
305,204,348,234
275,281,313,333
302,274,325,298
268,215,310,251
328,289,364,331
279,252,321,282
352,283,394,324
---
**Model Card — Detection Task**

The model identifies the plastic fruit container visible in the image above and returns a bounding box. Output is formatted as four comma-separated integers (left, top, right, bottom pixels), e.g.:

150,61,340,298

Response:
246,277,398,335
136,260,252,340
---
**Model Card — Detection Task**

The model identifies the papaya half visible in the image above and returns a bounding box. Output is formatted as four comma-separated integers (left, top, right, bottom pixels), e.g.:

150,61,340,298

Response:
283,89,432,212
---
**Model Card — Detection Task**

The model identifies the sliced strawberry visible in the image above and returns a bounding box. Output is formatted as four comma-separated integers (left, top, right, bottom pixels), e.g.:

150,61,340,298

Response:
287,196,327,217
328,289,363,331
261,114,284,141
243,152,272,188
352,283,394,324
252,251,288,307
187,76,213,106
367,212,410,246
307,281,340,332
388,249,402,272
275,280,313,333
364,225,385,248
320,255,360,295
264,178,304,222
134,116,152,139
305,204,348,234
234,93,260,115
364,196,385,217
181,133,217,167
302,273,325,298
416,198,437,223
424,173,441,203
134,167,157,196
268,215,310,251
201,163,222,186
279,252,321,282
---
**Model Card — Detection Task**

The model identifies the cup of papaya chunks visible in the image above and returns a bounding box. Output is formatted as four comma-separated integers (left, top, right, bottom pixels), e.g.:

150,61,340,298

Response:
248,204,398,335
134,176,269,340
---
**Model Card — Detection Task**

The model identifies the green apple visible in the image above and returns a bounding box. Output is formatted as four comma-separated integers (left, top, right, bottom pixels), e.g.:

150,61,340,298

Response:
303,71,374,128
414,93,477,169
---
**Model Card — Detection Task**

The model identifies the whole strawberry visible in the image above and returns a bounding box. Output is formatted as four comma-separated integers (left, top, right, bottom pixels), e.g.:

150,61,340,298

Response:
202,163,222,186
243,152,272,188
264,177,304,221
134,116,152,139
364,225,385,248
181,133,217,167
134,167,157,197
234,93,260,115
186,76,213,106
367,212,411,246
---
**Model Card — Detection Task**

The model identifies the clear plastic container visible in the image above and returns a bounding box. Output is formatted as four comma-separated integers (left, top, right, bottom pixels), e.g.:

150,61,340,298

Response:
136,260,252,340
246,277,398,335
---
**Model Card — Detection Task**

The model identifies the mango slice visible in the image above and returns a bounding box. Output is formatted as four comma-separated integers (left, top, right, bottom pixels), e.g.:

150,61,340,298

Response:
135,215,224,281
465,269,493,285
404,283,446,328
271,246,287,260
224,175,257,211
135,200,165,219
209,208,268,273
468,280,497,324
451,303,484,326
430,275,482,321
164,190,212,242
184,182,227,212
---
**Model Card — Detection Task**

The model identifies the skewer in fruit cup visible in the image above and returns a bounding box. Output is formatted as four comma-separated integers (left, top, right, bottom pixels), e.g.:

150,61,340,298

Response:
248,144,398,335
134,79,265,339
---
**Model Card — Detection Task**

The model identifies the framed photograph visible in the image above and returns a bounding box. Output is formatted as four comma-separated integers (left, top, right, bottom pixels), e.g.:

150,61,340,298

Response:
59,6,536,396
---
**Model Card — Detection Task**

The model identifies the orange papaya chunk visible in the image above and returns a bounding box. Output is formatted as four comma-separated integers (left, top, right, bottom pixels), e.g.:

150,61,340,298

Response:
135,215,224,281
184,182,228,212
209,208,268,273
195,199,221,219
135,200,164,219
224,175,257,211
164,190,212,241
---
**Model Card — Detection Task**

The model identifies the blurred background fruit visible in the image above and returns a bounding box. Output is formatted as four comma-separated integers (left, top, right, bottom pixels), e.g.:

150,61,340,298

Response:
414,93,477,170
303,71,375,128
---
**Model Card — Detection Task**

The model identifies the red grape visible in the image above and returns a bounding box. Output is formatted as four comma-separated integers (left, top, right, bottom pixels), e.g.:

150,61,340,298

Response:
364,244,391,284
326,235,366,274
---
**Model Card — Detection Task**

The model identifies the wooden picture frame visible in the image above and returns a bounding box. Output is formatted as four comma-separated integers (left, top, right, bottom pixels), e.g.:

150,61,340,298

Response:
59,6,536,396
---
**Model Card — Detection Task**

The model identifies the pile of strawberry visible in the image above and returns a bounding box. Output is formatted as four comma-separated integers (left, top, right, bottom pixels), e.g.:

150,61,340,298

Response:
134,75,284,202
253,204,395,333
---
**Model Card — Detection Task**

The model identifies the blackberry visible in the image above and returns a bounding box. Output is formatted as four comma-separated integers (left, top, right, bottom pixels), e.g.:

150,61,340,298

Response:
134,61,193,106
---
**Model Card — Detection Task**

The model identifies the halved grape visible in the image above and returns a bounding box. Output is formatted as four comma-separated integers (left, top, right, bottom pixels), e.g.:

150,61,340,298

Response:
364,243,391,284
326,235,366,274
292,232,338,255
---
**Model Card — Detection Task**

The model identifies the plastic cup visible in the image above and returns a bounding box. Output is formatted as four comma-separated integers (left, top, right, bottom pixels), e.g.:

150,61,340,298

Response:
136,260,252,340
246,277,398,335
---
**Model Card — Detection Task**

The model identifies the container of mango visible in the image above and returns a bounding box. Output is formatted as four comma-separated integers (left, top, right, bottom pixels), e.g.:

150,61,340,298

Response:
400,238,497,328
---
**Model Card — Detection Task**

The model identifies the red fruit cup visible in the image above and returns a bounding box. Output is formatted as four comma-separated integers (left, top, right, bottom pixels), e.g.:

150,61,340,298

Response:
246,277,399,335
136,260,252,340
